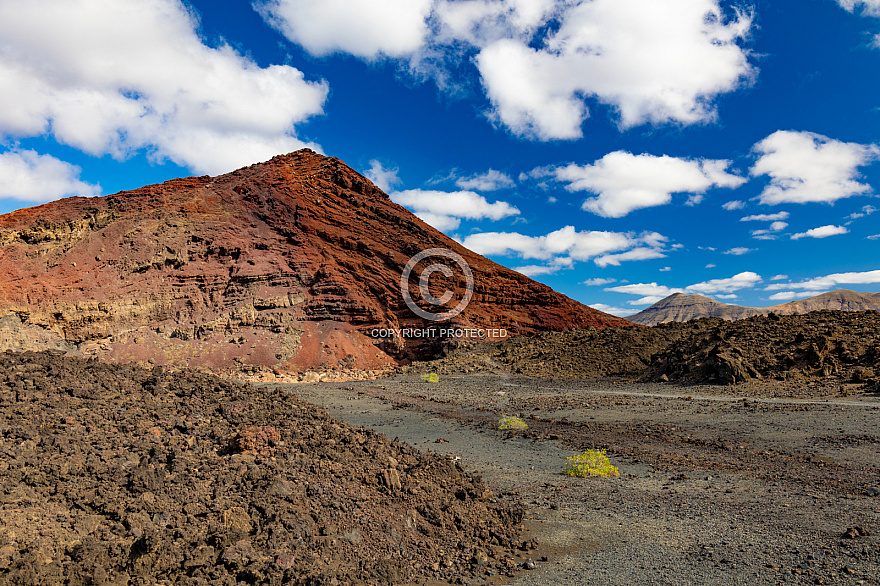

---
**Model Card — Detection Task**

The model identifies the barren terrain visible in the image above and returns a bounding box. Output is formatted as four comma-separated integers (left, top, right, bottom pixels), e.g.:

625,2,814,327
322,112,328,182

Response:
0,352,525,585
2,305,880,585
292,374,880,585
406,310,880,390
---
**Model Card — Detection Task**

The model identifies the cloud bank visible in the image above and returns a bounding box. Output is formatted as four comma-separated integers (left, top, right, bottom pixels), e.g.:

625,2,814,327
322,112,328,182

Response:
765,269,880,292
0,0,328,177
258,0,756,139
607,271,762,305
461,226,669,273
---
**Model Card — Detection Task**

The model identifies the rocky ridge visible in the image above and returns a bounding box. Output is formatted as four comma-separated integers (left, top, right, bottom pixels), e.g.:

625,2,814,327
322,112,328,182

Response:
405,309,880,393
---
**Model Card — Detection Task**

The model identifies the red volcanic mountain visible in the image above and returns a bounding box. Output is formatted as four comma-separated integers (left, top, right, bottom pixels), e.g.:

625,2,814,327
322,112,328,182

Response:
0,149,629,376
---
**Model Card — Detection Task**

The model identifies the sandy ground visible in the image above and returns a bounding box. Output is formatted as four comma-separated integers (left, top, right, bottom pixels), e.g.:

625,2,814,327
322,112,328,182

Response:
283,374,880,586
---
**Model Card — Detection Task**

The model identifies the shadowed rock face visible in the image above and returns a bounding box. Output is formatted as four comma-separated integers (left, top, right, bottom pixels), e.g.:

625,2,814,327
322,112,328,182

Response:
0,149,629,374
628,290,880,326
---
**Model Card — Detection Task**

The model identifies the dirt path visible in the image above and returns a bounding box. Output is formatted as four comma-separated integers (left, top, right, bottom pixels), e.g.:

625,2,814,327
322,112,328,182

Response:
284,375,880,586
497,380,880,407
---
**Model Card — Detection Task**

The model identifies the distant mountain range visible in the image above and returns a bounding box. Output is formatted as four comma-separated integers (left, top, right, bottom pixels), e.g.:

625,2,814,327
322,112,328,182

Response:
627,289,880,326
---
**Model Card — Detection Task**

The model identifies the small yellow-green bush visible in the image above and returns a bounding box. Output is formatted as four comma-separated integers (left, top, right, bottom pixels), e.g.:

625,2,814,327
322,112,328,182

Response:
563,449,620,477
498,415,528,431
421,373,439,383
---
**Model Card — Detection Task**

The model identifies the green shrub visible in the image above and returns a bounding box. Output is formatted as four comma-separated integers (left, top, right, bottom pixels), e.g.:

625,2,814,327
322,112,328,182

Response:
563,449,620,477
421,373,439,383
498,415,528,431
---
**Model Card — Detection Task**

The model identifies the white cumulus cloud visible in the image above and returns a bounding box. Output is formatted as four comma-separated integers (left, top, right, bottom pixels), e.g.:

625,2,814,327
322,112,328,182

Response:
790,225,849,240
461,226,668,273
475,0,754,139
686,271,762,294
392,189,519,232
588,303,638,317
741,211,789,222
551,152,745,218
0,150,100,202
582,277,617,286
514,264,560,277
751,221,788,240
594,247,667,268
463,225,633,261
364,160,402,193
847,204,878,220
432,0,556,47
0,0,328,176
628,296,667,306
751,131,880,205
765,269,880,291
837,0,880,17
255,0,433,59
455,169,515,191
606,282,681,298
768,290,830,301
258,0,756,140
723,247,753,255
607,271,762,303
722,200,746,210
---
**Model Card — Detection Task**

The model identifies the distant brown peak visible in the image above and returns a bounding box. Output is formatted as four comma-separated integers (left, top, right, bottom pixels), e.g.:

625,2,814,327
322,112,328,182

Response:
630,288,880,326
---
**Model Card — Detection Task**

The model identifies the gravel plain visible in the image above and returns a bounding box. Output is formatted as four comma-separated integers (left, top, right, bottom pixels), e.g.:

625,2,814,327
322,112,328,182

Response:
288,374,880,586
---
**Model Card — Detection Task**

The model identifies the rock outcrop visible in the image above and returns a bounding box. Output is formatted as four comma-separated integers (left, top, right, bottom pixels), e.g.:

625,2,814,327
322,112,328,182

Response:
407,309,880,391
0,149,629,375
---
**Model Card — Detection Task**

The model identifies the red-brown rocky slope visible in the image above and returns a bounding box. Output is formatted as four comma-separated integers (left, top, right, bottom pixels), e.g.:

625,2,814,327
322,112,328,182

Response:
0,149,628,375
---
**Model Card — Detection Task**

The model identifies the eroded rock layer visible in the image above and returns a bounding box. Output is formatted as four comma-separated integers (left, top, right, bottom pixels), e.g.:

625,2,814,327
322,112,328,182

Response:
0,149,628,374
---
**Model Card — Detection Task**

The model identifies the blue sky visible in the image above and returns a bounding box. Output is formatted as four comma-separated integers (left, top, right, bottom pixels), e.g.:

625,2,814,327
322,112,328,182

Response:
2,0,880,316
